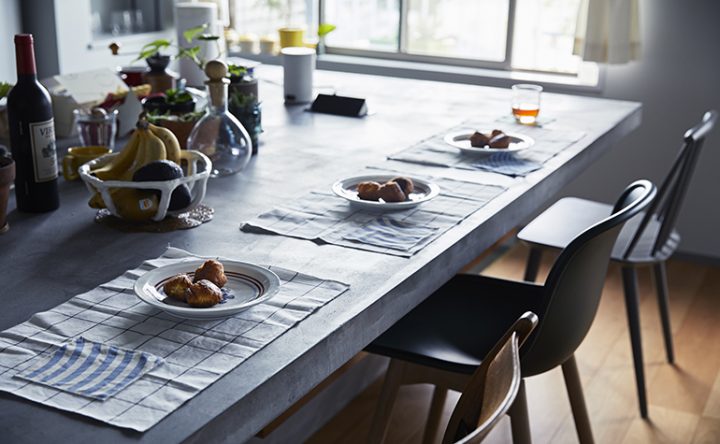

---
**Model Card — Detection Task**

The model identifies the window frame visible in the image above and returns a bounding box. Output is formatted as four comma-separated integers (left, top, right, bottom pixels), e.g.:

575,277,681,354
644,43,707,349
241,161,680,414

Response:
319,0,518,71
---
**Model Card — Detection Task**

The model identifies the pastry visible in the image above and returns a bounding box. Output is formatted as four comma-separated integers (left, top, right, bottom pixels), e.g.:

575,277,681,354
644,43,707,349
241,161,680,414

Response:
357,181,382,201
378,182,406,202
163,274,192,301
469,131,491,147
489,134,511,148
186,279,223,308
491,129,504,138
389,177,414,195
194,259,228,288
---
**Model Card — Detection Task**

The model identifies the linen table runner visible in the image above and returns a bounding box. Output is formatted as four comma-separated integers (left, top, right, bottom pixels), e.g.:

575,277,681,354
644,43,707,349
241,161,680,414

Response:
242,174,505,257
389,120,586,176
0,247,349,431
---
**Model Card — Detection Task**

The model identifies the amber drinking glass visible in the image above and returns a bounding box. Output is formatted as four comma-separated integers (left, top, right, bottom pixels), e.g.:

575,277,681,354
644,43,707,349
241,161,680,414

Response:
511,84,542,125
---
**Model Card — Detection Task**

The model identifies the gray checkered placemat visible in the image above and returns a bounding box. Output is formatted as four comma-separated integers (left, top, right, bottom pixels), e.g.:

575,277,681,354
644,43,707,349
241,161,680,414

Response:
388,119,585,176
242,173,505,257
0,248,349,432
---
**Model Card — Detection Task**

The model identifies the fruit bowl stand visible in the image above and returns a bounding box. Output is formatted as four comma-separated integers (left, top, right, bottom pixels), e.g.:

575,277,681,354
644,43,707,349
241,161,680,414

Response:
78,150,212,222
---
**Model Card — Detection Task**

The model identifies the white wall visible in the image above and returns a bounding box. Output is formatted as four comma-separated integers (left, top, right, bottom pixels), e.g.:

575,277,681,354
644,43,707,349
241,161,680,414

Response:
563,0,720,259
0,0,22,82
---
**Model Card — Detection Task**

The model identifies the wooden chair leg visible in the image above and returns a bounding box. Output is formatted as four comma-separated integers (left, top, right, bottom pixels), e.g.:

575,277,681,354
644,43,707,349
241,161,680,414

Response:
561,355,594,444
422,386,448,444
621,266,649,418
368,359,406,444
523,247,543,282
508,379,532,444
653,262,675,363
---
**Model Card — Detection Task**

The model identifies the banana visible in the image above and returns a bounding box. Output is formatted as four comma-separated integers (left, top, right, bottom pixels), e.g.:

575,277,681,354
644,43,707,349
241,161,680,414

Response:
90,130,140,181
148,123,181,165
125,128,167,179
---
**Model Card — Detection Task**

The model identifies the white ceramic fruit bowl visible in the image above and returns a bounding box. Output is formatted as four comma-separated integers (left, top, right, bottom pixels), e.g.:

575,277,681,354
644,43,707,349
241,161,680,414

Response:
78,150,212,222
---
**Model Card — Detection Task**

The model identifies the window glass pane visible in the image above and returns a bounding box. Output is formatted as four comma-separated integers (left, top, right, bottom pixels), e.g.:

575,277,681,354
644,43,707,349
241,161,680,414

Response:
512,0,583,73
323,0,400,52
233,0,311,38
406,0,508,62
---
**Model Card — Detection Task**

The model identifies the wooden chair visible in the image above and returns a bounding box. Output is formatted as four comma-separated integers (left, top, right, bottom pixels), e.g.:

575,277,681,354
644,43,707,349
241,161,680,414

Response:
442,312,537,444
517,110,718,417
367,180,656,444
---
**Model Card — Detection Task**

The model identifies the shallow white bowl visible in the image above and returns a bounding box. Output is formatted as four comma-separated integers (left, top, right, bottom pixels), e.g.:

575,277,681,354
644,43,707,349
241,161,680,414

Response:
134,259,281,320
332,174,440,211
444,131,534,156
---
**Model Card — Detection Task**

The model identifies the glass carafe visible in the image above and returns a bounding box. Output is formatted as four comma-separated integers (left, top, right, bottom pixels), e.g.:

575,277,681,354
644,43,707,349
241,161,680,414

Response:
188,60,252,177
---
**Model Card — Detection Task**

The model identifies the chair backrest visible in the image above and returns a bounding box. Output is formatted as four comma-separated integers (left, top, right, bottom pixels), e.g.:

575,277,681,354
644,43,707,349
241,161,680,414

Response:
442,312,538,444
622,110,718,259
520,180,656,376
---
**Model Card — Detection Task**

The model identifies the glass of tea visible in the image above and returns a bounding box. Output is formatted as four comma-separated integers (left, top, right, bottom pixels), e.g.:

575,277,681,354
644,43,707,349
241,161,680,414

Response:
511,84,542,125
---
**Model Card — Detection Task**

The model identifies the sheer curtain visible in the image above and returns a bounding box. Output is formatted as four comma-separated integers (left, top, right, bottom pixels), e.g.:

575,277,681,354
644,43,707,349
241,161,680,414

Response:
573,0,641,64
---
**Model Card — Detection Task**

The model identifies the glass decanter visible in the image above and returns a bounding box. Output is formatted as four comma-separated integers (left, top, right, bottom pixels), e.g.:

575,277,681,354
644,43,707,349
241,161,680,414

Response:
188,60,252,177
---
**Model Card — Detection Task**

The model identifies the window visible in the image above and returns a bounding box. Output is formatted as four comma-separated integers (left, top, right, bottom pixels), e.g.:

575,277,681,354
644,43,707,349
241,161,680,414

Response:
230,0,598,79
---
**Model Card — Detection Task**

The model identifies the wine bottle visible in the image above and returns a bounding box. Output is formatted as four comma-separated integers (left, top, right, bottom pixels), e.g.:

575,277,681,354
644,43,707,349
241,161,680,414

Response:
7,34,59,212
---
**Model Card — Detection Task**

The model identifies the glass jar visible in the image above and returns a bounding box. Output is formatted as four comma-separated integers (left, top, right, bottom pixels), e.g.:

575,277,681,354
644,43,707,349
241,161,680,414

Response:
187,60,252,177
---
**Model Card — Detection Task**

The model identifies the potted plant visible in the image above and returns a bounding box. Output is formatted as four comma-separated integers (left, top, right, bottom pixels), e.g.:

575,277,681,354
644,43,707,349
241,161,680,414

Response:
0,82,12,140
0,147,15,233
227,64,262,154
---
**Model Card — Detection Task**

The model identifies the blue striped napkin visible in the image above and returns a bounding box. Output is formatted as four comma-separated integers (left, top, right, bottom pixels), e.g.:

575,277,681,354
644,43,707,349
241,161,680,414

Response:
340,216,439,252
471,152,542,176
15,337,163,401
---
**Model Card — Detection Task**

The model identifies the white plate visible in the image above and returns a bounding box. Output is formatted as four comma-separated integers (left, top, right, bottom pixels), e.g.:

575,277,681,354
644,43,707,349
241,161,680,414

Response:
444,131,534,156
134,259,281,320
332,174,440,211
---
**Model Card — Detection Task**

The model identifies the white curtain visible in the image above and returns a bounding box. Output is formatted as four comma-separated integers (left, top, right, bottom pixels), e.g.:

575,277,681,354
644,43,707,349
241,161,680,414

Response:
573,0,641,64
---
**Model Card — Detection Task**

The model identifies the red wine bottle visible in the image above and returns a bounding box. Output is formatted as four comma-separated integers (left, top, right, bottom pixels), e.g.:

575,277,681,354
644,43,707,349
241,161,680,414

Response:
7,34,59,212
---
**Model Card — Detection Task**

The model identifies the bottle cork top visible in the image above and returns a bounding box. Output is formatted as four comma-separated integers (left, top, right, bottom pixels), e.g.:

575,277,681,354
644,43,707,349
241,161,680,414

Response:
205,60,229,84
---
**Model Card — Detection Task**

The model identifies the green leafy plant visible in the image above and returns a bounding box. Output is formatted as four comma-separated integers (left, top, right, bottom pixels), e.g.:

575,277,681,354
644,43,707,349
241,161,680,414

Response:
0,82,12,100
136,23,223,71
146,110,204,123
164,88,194,106
318,23,336,38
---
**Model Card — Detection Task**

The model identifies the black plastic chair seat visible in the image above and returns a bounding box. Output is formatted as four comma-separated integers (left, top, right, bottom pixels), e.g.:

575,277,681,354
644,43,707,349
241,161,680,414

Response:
367,274,545,375
518,197,680,265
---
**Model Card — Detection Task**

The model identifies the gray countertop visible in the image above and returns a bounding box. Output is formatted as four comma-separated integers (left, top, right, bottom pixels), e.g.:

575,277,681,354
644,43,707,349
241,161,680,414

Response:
0,66,641,443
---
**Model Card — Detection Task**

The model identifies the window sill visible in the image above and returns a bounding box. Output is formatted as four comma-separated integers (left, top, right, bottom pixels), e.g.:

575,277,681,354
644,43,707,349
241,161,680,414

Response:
229,52,605,95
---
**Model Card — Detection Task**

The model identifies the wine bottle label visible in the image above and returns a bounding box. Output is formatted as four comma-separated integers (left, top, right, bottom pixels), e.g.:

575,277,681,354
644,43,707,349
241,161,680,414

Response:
29,118,58,182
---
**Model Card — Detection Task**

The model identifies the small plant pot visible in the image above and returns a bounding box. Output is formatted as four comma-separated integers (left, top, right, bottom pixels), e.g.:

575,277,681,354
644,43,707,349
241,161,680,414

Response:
278,27,305,48
0,156,16,233
155,118,200,150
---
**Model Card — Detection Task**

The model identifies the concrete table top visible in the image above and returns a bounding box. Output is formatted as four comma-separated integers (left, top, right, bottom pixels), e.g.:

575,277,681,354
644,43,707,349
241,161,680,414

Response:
0,66,641,443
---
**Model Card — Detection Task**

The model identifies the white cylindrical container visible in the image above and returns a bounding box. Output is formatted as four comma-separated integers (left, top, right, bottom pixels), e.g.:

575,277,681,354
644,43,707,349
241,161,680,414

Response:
281,47,316,104
175,2,225,87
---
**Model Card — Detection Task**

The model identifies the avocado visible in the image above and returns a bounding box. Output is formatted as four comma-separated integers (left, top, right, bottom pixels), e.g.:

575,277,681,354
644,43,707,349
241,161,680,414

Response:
169,184,192,211
133,160,184,182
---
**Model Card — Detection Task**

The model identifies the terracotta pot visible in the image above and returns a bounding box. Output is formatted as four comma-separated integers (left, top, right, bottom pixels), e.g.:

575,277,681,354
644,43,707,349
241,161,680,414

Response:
156,118,199,150
0,156,15,233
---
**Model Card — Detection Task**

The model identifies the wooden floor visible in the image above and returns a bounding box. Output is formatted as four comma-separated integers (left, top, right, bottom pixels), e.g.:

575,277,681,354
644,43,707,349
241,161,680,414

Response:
307,244,720,444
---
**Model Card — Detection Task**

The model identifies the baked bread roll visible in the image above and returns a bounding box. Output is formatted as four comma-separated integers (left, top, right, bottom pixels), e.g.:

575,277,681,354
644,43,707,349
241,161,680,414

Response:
194,259,228,288
389,177,414,195
186,280,223,308
163,274,192,301
357,181,382,201
378,182,406,202
469,131,491,147
489,134,511,148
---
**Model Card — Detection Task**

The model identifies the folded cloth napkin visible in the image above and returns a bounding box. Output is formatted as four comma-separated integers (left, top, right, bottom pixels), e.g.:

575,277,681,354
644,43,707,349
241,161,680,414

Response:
15,337,162,401
339,216,439,251
470,152,543,176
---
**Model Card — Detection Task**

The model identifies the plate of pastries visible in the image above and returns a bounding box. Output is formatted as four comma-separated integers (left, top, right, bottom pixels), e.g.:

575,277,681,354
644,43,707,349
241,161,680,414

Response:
444,129,534,155
134,259,280,320
332,174,440,211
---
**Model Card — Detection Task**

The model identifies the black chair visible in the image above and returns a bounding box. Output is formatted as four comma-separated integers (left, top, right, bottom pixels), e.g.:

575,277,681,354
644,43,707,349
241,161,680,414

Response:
367,180,656,444
517,110,718,418
443,312,537,444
